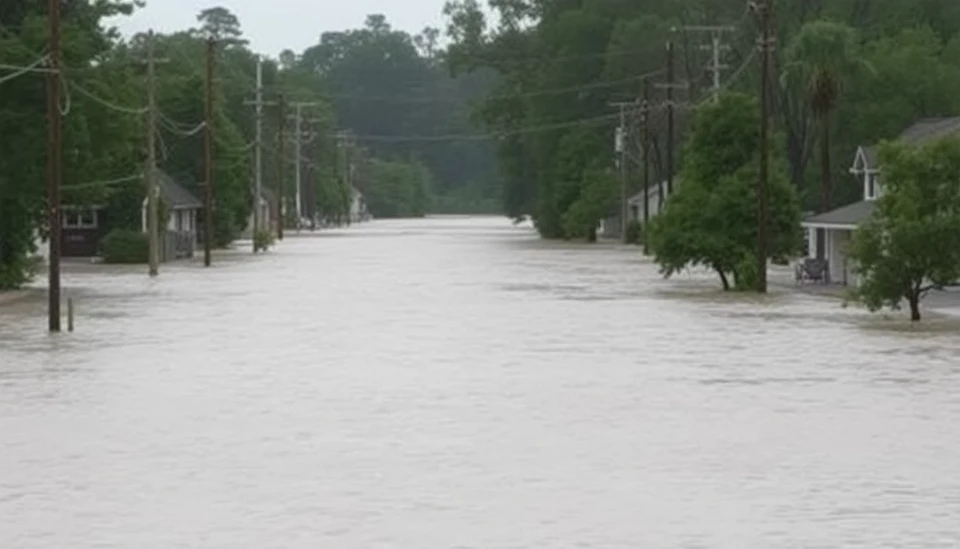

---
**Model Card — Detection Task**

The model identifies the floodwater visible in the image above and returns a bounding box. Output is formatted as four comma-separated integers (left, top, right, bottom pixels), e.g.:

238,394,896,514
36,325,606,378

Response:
2,216,959,548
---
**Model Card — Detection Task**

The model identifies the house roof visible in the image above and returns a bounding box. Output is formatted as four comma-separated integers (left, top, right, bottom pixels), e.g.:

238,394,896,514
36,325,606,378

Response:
857,117,960,170
802,200,875,228
157,171,201,210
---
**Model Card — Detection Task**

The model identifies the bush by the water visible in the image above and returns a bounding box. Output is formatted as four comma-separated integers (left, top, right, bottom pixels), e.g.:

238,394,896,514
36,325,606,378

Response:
101,230,148,264
624,220,642,245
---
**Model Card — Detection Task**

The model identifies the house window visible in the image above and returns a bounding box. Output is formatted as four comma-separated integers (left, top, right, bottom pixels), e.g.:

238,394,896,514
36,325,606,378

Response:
63,208,98,229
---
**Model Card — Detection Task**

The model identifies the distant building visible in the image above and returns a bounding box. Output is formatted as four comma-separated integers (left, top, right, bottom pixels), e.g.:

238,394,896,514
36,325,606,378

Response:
55,170,201,260
801,117,960,286
600,180,674,239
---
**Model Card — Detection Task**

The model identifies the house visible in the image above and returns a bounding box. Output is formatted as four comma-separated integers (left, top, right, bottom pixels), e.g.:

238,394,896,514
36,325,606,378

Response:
57,170,200,260
801,117,960,286
600,180,674,239
141,171,202,260
61,204,109,258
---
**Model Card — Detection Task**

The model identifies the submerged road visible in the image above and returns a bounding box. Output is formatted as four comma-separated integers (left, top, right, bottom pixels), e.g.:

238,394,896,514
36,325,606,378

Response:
2,216,959,548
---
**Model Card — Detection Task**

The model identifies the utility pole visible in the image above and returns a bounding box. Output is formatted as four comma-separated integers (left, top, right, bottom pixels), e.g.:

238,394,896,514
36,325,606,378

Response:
288,102,320,229
752,0,774,293
144,30,167,277
655,42,687,210
610,100,634,241
641,78,651,255
275,94,286,240
46,0,62,332
242,58,279,250
679,25,735,101
252,57,263,252
203,37,215,267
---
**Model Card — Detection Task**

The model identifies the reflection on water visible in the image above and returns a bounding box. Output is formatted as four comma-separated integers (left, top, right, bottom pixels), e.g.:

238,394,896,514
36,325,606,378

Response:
2,216,959,548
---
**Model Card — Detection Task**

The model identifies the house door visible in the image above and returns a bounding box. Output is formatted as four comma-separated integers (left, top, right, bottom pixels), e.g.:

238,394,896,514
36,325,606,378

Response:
816,228,826,259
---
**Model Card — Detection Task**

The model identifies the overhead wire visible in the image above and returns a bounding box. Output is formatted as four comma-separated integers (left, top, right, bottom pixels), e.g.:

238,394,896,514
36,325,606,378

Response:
62,173,143,190
0,55,49,84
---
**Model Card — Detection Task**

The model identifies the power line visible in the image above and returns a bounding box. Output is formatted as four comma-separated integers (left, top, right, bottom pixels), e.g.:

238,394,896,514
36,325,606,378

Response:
69,80,148,115
62,173,143,190
275,69,667,106
0,55,49,84
338,112,624,143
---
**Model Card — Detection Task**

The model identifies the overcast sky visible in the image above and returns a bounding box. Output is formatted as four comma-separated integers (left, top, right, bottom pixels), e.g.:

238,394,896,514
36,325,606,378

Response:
108,0,452,57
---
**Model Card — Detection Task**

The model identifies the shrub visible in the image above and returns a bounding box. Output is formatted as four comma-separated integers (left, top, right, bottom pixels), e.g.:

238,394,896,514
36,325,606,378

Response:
624,219,642,245
101,229,148,264
253,229,275,252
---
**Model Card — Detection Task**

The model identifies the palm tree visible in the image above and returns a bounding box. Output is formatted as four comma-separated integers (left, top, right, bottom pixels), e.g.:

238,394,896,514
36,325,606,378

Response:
783,21,863,212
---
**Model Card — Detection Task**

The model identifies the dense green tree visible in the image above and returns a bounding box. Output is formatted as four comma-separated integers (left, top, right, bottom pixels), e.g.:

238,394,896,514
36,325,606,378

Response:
649,93,802,290
782,20,864,212
0,0,139,289
848,139,960,322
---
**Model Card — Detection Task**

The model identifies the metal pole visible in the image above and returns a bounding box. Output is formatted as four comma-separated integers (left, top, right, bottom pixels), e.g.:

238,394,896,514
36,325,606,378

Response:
146,30,159,277
276,93,285,240
204,38,215,267
46,0,62,332
295,104,303,225
253,56,263,252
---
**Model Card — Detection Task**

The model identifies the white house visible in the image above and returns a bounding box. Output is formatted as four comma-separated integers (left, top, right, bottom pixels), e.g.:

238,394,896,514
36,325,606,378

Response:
801,117,960,286
600,180,674,239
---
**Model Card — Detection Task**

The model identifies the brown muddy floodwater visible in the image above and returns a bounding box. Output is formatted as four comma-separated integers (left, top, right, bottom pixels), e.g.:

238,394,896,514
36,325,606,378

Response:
2,216,959,548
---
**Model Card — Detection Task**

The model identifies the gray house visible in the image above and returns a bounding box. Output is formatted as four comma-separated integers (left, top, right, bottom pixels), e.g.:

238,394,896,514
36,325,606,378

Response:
141,171,202,260
801,117,960,286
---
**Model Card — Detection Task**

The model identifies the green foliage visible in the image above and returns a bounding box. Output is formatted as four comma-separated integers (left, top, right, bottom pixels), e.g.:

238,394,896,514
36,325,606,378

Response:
253,229,275,252
649,93,803,291
562,169,617,242
624,219,642,245
101,230,149,264
848,139,960,321
361,159,432,218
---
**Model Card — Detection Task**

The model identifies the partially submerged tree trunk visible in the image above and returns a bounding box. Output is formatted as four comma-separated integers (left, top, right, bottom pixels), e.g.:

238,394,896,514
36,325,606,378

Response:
717,268,731,291
908,291,921,322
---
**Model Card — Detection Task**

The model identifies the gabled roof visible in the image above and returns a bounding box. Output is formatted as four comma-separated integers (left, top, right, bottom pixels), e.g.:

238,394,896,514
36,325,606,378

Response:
156,171,201,210
802,200,875,228
899,117,960,145
854,117,960,171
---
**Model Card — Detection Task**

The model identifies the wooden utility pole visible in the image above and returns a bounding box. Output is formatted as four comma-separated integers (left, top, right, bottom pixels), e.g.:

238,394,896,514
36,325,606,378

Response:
145,30,161,277
641,78,651,255
753,0,774,293
46,0,62,332
654,42,687,211
275,93,286,240
203,37,215,267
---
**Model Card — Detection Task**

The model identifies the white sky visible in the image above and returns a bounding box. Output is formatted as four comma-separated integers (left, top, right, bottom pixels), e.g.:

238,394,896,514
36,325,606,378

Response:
108,0,453,57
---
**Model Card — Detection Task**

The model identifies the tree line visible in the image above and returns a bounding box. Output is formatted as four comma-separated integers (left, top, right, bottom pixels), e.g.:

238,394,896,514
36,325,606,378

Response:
440,0,960,320
0,2,498,290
